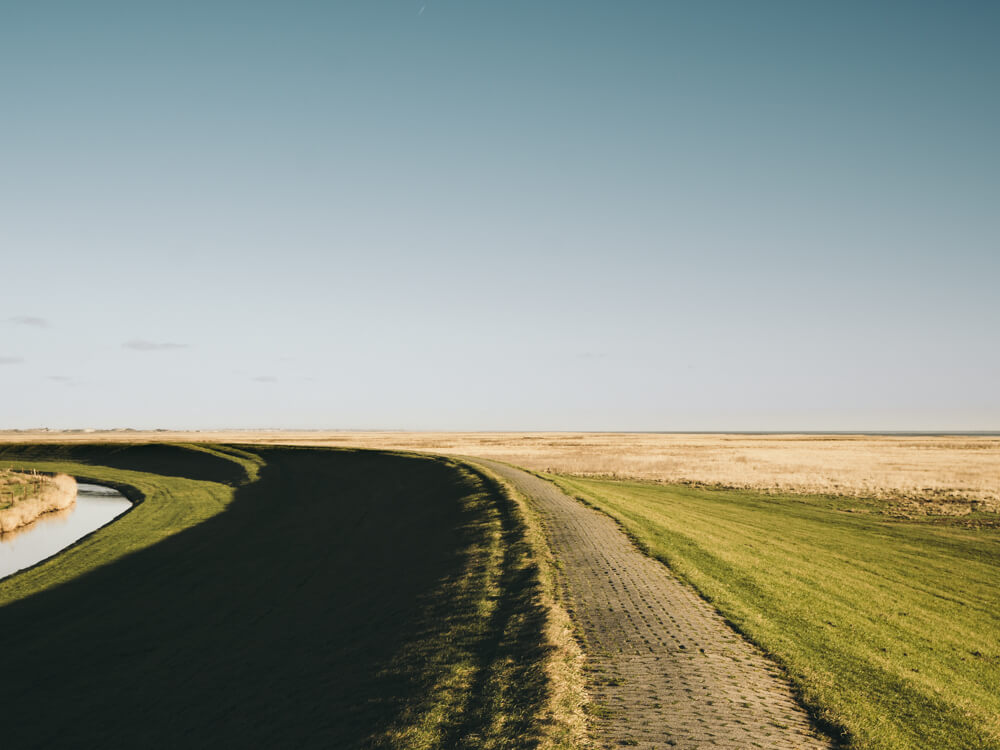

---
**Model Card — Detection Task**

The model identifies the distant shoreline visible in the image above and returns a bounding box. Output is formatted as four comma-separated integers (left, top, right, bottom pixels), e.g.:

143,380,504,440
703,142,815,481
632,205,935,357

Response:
1,429,999,438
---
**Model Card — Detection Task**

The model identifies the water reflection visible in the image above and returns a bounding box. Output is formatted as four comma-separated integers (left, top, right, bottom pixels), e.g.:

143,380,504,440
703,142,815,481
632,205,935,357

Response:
0,483,132,581
0,504,77,542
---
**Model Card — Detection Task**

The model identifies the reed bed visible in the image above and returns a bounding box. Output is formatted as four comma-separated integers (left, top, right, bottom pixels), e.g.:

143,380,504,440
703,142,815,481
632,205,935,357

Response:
0,470,77,533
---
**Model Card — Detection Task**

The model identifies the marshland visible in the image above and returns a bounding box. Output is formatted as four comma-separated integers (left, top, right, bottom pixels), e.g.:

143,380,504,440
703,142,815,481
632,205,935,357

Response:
0,469,77,534
3,2,997,749
1,435,997,747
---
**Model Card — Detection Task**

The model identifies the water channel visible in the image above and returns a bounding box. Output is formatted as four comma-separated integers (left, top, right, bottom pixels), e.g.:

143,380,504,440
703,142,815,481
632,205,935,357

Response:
0,483,132,581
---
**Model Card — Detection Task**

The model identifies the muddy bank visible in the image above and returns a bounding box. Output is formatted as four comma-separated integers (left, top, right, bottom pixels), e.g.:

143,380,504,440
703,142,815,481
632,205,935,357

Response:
0,473,78,534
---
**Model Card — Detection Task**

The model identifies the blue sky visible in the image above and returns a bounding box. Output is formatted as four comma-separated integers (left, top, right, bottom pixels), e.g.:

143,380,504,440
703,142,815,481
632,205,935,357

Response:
1,1,997,430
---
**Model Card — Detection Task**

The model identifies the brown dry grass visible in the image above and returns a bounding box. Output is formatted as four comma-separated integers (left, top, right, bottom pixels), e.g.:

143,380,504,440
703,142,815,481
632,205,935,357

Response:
4,430,999,512
0,470,77,533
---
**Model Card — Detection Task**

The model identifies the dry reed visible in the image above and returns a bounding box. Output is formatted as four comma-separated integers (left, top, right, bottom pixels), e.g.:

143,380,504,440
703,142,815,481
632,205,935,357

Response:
0,471,78,533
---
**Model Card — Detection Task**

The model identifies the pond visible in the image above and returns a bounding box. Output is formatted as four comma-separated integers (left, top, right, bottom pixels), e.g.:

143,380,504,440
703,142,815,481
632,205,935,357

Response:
0,482,132,581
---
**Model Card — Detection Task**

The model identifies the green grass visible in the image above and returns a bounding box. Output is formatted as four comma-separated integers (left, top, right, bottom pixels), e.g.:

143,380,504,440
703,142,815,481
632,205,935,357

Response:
0,454,241,603
549,474,1000,750
0,444,558,749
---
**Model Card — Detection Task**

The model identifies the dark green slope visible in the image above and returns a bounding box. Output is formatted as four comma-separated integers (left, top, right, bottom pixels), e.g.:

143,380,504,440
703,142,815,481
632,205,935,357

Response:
0,445,550,749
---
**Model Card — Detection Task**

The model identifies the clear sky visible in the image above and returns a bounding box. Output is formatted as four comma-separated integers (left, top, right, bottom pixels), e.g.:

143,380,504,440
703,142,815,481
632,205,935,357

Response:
1,1,997,431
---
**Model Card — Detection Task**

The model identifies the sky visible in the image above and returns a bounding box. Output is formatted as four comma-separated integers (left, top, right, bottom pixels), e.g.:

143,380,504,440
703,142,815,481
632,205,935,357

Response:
1,1,998,431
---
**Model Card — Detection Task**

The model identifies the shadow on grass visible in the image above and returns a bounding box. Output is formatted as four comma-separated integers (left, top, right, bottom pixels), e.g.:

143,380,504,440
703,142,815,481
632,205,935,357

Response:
0,443,249,485
435,466,551,748
0,446,550,749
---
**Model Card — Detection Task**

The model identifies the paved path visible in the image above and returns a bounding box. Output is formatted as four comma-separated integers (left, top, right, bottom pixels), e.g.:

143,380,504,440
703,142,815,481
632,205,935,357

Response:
474,459,833,750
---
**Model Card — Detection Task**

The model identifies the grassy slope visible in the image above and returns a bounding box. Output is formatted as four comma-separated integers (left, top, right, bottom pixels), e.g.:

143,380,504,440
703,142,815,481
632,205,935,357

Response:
368,457,554,749
0,464,239,601
0,444,559,749
550,475,1000,750
472,462,592,749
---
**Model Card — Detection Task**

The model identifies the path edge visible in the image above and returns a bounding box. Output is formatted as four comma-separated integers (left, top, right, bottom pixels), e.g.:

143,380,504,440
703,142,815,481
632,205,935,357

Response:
463,458,595,750
539,469,848,748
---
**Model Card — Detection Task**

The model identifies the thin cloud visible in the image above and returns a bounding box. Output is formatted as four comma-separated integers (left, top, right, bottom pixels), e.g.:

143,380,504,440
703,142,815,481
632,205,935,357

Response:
123,339,189,351
9,316,49,327
0,356,24,365
252,375,278,383
47,375,83,387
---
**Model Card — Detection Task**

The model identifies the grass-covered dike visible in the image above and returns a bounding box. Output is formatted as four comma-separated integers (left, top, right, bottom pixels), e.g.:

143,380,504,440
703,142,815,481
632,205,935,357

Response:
0,443,573,749
549,474,1000,750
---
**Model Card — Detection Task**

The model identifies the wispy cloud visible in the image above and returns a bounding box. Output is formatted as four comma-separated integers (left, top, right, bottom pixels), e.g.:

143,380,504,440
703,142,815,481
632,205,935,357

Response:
0,356,25,365
578,351,609,360
252,375,278,383
123,339,189,351
46,374,84,387
9,316,49,327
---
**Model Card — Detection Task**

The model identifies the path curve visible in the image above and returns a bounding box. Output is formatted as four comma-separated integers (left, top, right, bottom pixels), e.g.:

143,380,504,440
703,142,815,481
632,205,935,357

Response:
474,459,833,750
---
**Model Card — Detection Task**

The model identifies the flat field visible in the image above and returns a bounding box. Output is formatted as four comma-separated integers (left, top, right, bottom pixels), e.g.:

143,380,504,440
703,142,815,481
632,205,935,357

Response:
9,431,993,512
551,474,1000,749
5,432,997,509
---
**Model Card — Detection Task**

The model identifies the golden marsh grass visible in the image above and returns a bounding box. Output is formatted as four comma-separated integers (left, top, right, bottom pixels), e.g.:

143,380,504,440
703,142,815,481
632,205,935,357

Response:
3,431,998,512
0,470,77,533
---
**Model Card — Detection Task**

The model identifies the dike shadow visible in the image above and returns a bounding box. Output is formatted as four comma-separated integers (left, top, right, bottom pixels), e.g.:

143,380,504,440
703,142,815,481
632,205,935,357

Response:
0,442,250,485
0,446,479,749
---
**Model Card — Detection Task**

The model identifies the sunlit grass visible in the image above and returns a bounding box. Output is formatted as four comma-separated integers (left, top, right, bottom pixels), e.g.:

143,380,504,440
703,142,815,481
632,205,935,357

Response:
550,474,1000,750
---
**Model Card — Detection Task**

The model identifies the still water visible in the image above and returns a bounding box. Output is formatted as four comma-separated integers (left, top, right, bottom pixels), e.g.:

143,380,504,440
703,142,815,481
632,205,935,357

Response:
0,483,132,581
